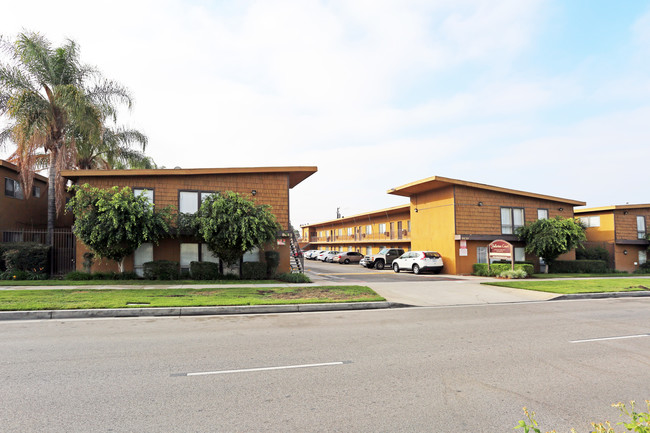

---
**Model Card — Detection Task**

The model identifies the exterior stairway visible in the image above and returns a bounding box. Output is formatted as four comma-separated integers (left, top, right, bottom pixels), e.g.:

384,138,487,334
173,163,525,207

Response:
289,232,304,273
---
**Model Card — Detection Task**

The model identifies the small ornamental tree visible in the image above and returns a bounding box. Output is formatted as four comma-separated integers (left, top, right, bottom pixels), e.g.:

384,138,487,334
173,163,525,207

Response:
196,191,281,268
66,184,173,272
516,216,586,273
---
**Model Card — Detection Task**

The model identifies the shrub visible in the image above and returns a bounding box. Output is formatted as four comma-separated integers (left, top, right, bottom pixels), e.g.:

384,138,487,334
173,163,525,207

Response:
0,242,50,273
634,262,650,274
576,245,610,262
264,250,280,277
190,261,221,280
499,269,528,279
276,272,311,283
143,260,180,280
65,271,94,281
242,262,267,280
472,263,534,277
1,269,48,280
549,259,608,273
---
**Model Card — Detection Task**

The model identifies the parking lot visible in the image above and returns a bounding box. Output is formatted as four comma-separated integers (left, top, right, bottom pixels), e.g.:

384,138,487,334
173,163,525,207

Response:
304,257,460,283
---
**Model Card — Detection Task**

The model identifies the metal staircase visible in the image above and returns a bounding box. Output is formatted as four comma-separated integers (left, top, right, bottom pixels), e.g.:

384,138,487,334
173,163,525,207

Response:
289,231,304,273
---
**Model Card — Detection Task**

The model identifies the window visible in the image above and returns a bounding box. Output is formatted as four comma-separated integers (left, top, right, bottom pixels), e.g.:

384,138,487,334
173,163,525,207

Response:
365,225,372,235
407,220,411,232
477,247,488,264
515,247,525,262
347,227,353,236
180,243,199,271
337,229,342,236
537,209,548,220
580,216,600,228
243,247,260,262
501,207,524,234
366,246,372,255
133,243,153,277
179,190,216,214
637,216,646,239
133,188,154,205
639,250,647,265
4,178,23,199
32,186,41,198
378,223,386,234
201,244,219,263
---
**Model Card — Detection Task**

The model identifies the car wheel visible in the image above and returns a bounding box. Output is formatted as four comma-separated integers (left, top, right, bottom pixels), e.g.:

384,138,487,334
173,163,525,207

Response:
393,263,400,273
413,264,420,274
375,260,384,270
344,259,350,264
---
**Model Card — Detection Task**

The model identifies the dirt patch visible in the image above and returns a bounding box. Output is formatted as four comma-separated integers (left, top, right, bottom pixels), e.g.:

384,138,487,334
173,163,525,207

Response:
629,285,649,290
196,290,225,296
270,288,354,301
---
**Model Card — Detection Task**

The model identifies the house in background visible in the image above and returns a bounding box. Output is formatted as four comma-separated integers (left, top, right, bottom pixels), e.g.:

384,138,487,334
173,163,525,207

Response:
61,166,317,275
301,204,411,256
575,205,650,272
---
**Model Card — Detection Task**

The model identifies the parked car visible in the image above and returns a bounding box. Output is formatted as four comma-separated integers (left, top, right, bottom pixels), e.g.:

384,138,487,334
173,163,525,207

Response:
303,250,319,260
335,251,364,264
306,250,324,260
392,251,444,274
363,248,405,270
359,256,373,268
322,251,340,262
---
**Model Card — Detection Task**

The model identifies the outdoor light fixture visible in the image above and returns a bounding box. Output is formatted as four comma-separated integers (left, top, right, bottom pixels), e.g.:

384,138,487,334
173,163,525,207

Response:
414,208,418,213
624,211,629,215
251,189,257,196
624,250,628,255
558,207,564,211
478,202,483,206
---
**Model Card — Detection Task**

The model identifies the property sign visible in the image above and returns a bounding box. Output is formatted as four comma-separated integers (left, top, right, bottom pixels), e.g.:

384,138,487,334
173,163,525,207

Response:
488,239,514,270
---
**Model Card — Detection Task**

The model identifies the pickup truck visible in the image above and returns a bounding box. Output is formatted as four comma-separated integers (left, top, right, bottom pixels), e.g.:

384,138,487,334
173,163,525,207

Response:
362,248,405,270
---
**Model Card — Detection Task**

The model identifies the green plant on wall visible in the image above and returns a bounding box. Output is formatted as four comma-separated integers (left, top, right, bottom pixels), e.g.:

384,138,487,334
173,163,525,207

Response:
516,217,586,273
66,184,173,272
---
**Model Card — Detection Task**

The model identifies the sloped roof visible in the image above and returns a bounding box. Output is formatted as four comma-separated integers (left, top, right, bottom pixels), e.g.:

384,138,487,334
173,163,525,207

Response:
0,159,48,183
575,204,650,214
301,204,411,228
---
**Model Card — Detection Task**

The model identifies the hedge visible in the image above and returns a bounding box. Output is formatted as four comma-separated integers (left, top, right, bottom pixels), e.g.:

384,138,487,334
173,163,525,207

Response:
242,262,267,280
264,250,280,277
0,242,50,273
473,263,534,277
190,261,221,280
143,260,180,280
549,260,608,274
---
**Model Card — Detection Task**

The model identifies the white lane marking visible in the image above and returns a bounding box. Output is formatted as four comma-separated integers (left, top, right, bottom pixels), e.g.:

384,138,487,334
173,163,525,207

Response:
177,361,349,377
570,334,650,343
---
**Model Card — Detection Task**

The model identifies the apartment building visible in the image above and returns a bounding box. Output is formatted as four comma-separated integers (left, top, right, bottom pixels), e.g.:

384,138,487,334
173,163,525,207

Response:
62,166,317,275
302,204,411,256
574,205,650,272
303,175,586,274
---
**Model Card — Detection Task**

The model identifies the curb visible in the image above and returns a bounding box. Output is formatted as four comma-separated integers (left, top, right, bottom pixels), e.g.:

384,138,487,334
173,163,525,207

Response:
551,291,650,301
0,301,403,321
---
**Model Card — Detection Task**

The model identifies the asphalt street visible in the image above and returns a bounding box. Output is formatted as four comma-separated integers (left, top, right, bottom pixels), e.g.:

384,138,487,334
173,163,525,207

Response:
1,297,649,432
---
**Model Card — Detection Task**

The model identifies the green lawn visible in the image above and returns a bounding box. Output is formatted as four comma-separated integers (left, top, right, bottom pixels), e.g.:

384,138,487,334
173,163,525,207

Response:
0,286,384,311
0,279,280,286
484,278,650,294
531,273,650,278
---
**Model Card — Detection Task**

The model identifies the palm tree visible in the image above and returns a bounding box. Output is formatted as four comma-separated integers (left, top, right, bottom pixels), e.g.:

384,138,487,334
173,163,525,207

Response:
74,125,155,170
0,31,133,244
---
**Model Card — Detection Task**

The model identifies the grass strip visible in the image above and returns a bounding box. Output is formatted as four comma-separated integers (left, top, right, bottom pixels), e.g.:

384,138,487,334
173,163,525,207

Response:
531,273,650,279
0,279,280,286
0,286,384,311
483,278,650,294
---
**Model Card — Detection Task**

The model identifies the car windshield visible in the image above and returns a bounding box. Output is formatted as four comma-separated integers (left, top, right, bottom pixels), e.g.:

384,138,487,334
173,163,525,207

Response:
378,248,389,255
423,252,441,258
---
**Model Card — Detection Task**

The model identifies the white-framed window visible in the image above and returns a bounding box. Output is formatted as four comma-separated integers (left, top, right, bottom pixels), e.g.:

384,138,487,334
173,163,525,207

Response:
366,246,372,255
537,209,548,220
243,247,260,262
407,220,411,232
201,244,219,263
515,247,526,262
133,243,153,277
637,216,646,239
639,250,647,265
347,227,353,236
337,229,342,236
501,207,524,234
133,188,154,205
378,223,386,234
365,225,372,235
477,247,488,264
180,243,199,270
580,216,600,228
179,190,216,214
4,178,23,199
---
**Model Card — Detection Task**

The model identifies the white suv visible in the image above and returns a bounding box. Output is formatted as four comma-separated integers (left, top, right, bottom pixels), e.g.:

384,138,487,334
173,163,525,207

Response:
392,251,443,274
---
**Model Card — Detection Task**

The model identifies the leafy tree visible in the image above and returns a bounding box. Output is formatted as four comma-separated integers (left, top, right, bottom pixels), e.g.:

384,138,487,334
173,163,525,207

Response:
0,31,133,245
516,216,586,273
66,184,172,273
75,125,154,169
196,191,281,268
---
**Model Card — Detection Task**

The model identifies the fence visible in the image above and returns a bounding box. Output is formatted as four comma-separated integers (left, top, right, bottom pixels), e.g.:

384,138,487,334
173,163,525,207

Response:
0,228,76,276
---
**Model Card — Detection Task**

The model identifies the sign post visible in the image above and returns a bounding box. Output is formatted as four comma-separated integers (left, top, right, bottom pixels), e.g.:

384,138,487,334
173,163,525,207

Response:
488,239,514,271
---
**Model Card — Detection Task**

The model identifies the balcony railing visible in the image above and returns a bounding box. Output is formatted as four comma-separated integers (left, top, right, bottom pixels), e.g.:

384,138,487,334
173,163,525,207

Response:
310,231,410,243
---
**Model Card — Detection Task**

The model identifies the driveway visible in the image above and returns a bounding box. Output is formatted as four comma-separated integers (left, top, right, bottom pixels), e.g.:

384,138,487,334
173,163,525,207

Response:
305,259,556,306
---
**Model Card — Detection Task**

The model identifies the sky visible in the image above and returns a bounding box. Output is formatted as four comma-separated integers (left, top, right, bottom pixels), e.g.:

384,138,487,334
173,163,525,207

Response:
1,0,650,229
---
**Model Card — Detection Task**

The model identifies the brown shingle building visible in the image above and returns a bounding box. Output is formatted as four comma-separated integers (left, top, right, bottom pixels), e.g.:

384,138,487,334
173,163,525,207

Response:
62,166,317,275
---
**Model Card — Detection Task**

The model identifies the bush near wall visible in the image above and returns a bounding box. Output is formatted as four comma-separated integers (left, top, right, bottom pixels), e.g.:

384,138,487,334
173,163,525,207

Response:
242,262,267,280
473,263,534,277
576,245,610,262
190,261,221,280
264,251,280,277
549,260,608,273
0,242,50,273
143,260,180,280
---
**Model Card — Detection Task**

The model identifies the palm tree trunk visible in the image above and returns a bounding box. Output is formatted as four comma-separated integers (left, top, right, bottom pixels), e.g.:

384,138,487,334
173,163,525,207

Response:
46,150,57,246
